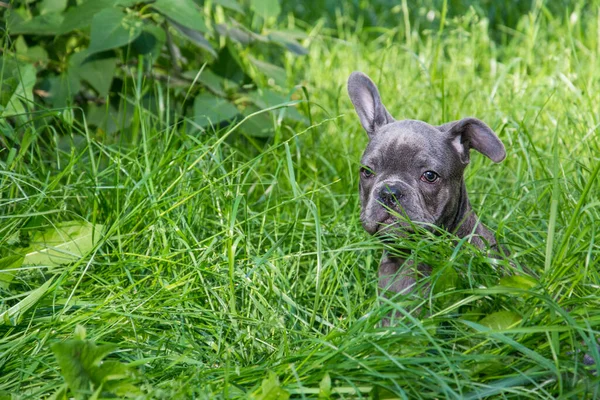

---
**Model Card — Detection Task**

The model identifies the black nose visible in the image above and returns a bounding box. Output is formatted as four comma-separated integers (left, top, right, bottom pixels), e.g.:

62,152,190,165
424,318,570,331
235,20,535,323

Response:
378,185,402,206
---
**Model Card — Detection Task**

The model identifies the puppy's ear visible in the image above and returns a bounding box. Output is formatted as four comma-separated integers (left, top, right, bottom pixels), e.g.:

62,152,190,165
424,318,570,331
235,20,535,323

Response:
444,118,506,163
348,72,394,136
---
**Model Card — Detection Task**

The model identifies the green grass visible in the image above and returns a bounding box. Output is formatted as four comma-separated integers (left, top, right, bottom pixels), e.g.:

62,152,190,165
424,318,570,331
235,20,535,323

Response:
2,2,600,398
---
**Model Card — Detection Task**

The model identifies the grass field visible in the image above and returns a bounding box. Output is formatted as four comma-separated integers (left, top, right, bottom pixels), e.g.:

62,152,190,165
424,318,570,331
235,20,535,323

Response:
2,1,600,398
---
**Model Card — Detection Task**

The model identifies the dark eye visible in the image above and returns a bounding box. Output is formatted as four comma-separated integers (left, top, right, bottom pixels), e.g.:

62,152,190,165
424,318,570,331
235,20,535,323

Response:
420,171,439,183
360,166,374,178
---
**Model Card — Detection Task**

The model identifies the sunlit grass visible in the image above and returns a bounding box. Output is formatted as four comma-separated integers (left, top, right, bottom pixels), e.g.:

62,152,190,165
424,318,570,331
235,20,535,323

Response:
1,1,600,398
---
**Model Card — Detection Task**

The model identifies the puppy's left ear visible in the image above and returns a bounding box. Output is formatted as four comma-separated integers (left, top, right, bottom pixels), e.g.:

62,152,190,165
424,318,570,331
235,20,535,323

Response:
444,118,506,163
347,72,394,136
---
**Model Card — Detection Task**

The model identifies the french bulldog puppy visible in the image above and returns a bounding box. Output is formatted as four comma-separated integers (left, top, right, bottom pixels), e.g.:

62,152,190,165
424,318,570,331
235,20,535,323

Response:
348,72,600,366
347,71,506,310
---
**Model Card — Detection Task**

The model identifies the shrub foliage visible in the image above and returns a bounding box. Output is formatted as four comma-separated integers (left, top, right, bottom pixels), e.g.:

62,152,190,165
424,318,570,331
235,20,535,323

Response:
2,0,307,140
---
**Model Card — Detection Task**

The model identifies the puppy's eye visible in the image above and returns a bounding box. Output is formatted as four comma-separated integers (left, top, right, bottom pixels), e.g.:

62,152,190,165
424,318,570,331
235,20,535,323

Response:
420,171,439,183
360,166,374,178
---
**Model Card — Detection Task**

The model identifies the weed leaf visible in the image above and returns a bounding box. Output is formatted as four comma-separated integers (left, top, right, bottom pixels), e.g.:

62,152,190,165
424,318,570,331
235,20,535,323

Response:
1,277,54,325
214,0,245,14
0,255,24,289
23,221,104,266
193,93,239,128
69,51,118,98
169,18,216,57
499,275,538,290
88,9,143,55
318,373,331,399
250,0,281,20
251,372,290,400
151,0,207,32
59,0,118,34
479,310,522,330
9,12,64,35
51,327,140,398
0,61,37,117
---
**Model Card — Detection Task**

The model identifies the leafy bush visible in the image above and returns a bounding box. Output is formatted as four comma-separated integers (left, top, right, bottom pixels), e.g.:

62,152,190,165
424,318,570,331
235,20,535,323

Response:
1,0,307,142
2,1,600,398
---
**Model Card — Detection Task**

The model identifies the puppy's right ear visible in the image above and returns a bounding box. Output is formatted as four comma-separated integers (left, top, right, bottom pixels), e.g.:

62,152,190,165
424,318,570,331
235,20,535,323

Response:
348,72,394,136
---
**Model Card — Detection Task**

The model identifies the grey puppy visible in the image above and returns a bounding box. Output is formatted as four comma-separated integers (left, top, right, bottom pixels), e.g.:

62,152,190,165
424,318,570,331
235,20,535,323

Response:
347,71,506,309
348,73,600,364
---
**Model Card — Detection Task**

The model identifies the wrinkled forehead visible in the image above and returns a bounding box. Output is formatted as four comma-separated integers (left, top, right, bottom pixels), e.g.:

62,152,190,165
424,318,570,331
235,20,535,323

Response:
361,120,455,164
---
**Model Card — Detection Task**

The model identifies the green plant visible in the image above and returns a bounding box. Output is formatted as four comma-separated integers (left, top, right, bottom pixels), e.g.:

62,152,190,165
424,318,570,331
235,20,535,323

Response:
51,325,141,399
1,0,307,141
1,1,599,398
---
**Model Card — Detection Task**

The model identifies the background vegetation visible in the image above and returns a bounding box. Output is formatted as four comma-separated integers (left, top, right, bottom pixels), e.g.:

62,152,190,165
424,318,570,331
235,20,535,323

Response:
1,0,600,398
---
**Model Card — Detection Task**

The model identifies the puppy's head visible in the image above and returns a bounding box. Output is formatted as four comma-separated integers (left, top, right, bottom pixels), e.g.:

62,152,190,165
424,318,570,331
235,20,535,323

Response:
347,72,506,236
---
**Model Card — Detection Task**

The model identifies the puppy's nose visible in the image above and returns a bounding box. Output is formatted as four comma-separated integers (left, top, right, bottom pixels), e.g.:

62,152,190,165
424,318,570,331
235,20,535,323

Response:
378,185,403,206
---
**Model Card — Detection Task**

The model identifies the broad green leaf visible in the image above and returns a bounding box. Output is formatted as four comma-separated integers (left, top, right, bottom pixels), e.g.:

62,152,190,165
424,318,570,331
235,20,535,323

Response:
183,69,227,97
108,382,143,397
1,277,54,325
151,0,207,32
478,310,522,331
88,9,143,55
370,387,400,399
46,384,68,400
318,373,331,399
499,275,538,290
212,45,249,83
9,12,64,35
131,26,166,59
182,68,239,96
51,339,118,394
25,46,50,64
14,36,28,54
250,0,281,20
15,31,49,63
0,78,17,111
0,61,37,117
247,89,305,123
251,372,289,400
60,0,121,34
463,318,556,371
213,0,245,13
470,359,512,377
216,24,255,45
431,265,458,293
193,93,239,128
169,18,216,57
239,104,275,138
93,361,131,383
75,324,87,340
40,0,68,14
86,103,134,134
247,56,286,87
430,264,462,308
43,73,80,108
69,51,117,97
0,255,24,289
3,230,21,246
0,391,15,400
23,221,104,266
51,326,139,398
241,88,305,138
268,31,308,55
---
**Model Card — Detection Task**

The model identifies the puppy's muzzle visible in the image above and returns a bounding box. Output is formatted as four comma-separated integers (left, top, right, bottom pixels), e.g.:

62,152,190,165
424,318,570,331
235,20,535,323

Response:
378,183,403,208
